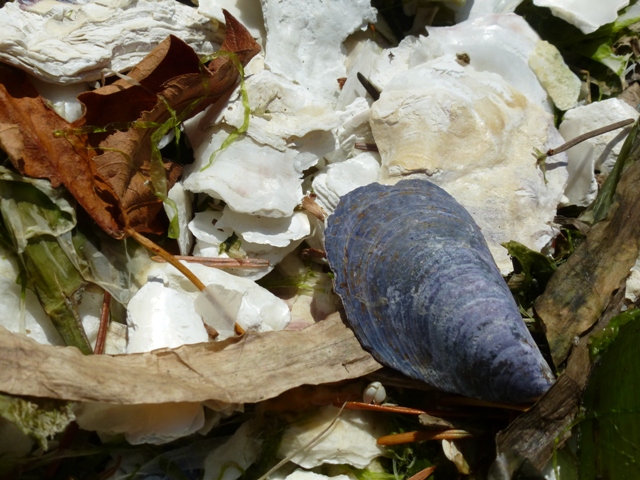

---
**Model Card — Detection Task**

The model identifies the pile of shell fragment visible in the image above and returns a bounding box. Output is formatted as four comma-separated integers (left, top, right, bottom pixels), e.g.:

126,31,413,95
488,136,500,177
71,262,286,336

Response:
1,0,640,476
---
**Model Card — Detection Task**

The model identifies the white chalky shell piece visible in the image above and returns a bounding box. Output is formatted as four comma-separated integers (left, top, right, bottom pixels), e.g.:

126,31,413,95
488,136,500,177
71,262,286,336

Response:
559,98,639,206
189,210,232,247
362,381,386,405
127,261,291,345
534,0,629,35
0,0,221,84
216,208,311,248
312,153,380,216
626,257,640,304
197,0,266,40
371,57,568,273
260,0,376,103
183,126,332,218
220,70,340,152
31,77,88,122
369,14,580,112
203,420,261,480
75,402,205,445
277,406,386,469
126,276,209,353
165,182,194,256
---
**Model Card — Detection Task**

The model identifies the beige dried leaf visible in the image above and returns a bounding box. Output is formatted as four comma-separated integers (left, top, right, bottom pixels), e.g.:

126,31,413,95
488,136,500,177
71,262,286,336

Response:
0,314,380,405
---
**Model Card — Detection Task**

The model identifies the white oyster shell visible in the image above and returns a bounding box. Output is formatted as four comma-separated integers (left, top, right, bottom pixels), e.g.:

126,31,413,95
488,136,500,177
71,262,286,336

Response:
312,153,380,216
559,98,639,206
534,0,629,35
0,0,221,84
196,0,265,40
220,70,340,152
371,56,569,273
260,0,376,103
75,402,205,445
127,261,291,347
216,208,311,248
369,14,580,112
277,406,386,469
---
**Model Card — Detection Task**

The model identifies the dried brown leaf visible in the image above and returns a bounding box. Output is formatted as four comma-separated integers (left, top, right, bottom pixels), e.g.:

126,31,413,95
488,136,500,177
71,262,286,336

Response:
0,314,381,405
0,11,260,239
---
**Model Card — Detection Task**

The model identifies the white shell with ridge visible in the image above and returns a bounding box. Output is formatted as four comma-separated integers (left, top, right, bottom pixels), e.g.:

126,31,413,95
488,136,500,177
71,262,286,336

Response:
0,0,221,84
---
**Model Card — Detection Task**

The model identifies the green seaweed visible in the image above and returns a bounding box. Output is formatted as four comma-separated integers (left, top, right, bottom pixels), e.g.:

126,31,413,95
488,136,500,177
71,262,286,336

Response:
198,51,251,171
0,395,74,451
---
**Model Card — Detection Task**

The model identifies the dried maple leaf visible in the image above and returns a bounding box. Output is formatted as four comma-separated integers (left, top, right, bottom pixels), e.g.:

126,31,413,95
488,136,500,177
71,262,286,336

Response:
0,10,260,240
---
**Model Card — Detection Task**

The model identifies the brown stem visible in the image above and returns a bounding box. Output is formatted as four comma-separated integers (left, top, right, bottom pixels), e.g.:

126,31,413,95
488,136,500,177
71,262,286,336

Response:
357,72,381,101
408,466,436,480
128,229,206,291
354,142,379,152
151,255,270,268
94,290,111,355
547,118,635,157
377,429,472,446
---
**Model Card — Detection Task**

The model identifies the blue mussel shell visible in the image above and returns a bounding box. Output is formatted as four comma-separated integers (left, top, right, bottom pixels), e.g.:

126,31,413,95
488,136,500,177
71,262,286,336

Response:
324,179,554,404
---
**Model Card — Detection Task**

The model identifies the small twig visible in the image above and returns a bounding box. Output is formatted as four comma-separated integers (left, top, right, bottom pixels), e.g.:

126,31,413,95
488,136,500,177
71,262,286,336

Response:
408,466,437,480
547,118,635,157
128,229,220,338
377,429,472,446
354,142,379,152
357,72,381,101
151,255,270,269
129,229,206,291
94,290,111,355
301,248,327,260
301,194,327,221
339,401,428,415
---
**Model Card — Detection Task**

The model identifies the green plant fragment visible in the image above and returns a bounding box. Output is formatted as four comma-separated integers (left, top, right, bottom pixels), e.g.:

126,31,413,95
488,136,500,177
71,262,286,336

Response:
588,307,640,358
22,235,91,354
503,240,556,310
199,51,250,172
579,317,640,478
0,394,74,450
0,166,75,252
582,120,639,225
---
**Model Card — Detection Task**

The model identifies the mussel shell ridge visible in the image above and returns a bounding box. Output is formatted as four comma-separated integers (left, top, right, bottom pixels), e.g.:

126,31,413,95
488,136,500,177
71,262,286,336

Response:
324,179,554,404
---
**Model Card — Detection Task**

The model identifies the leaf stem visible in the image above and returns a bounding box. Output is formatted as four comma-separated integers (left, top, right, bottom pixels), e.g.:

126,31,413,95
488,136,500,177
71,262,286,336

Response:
127,229,206,291
546,118,635,157
94,290,111,355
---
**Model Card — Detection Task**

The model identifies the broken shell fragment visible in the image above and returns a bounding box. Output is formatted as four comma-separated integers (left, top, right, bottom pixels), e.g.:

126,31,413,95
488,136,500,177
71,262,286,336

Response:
0,0,221,84
324,179,554,404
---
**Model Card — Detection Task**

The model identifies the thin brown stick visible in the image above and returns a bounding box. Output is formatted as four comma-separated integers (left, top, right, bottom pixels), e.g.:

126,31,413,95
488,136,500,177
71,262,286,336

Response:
151,255,270,268
129,230,222,338
354,142,379,152
408,466,436,480
357,72,381,101
94,290,111,355
340,401,428,415
547,118,635,157
301,194,327,221
377,429,472,446
129,229,206,291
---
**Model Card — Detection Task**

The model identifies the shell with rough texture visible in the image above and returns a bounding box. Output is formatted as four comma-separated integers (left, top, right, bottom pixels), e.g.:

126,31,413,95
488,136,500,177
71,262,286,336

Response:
324,179,554,404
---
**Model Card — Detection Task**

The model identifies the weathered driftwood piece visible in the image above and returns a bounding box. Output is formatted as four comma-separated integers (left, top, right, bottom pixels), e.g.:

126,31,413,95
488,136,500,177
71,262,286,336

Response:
491,151,640,475
492,286,626,475
535,144,640,366
0,313,380,405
